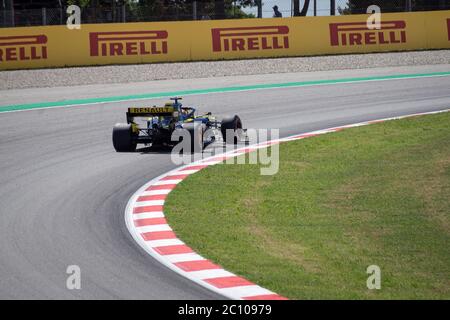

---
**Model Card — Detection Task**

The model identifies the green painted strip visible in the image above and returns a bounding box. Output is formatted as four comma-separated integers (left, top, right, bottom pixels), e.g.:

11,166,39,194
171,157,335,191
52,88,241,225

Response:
1,71,450,113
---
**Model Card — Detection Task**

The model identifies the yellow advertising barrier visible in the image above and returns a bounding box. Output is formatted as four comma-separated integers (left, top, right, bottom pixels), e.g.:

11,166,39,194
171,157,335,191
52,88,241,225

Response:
0,10,449,70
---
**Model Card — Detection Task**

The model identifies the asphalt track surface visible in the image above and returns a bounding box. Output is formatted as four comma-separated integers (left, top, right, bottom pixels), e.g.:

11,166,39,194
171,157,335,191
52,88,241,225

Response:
0,66,449,299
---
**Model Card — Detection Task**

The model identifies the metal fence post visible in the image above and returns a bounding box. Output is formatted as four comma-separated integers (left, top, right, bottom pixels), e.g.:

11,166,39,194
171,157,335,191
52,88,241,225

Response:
330,0,336,16
406,0,412,12
10,0,15,27
314,0,317,16
122,5,126,23
193,1,197,20
42,7,47,25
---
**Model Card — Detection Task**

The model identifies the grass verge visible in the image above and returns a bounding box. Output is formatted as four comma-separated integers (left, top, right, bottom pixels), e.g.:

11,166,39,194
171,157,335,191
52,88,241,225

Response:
165,112,450,299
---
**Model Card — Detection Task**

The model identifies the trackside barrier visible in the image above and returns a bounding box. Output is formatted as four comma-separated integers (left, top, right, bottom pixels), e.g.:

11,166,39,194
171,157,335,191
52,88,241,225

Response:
0,11,449,70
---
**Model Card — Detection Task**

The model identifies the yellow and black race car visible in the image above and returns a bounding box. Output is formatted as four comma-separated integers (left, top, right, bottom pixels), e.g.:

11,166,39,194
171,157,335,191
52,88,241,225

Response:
112,97,243,153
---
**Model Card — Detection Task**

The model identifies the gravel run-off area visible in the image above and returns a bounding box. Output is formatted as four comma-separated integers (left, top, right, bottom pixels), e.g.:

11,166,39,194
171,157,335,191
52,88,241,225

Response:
1,50,449,90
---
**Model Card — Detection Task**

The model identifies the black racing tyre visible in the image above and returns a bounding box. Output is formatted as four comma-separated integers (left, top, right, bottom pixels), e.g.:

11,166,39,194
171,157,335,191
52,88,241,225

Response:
221,115,242,144
182,122,204,153
112,123,137,152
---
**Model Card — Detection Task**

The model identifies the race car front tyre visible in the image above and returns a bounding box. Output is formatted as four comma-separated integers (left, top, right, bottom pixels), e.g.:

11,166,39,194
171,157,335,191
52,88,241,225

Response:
221,115,242,144
182,122,204,153
112,123,137,152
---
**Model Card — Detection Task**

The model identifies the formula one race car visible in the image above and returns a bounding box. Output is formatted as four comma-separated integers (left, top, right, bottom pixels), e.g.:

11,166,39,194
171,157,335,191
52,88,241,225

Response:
112,97,243,152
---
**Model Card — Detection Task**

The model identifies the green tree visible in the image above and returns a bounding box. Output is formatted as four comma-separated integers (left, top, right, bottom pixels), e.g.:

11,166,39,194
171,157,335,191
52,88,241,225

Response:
213,0,256,19
340,0,450,14
414,0,450,11
129,0,255,20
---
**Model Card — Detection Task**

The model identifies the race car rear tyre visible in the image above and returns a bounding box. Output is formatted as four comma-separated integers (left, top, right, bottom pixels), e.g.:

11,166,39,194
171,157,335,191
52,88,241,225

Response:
112,123,137,152
182,122,204,153
221,115,242,144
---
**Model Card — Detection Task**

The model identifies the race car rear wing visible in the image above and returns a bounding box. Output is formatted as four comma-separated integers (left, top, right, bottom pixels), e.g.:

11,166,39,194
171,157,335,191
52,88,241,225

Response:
126,107,175,122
